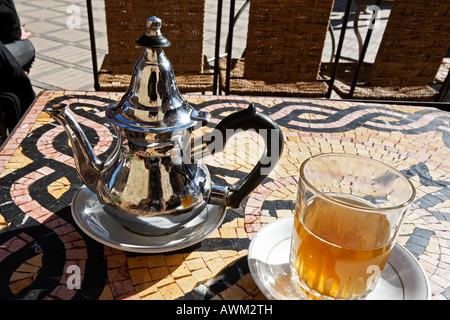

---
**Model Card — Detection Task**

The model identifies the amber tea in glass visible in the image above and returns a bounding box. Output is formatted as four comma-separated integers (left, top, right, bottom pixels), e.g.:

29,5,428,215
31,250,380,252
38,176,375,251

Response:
290,154,415,300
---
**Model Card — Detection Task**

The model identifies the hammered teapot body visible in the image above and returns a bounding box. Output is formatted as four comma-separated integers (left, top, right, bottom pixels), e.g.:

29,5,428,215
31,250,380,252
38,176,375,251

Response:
44,17,283,236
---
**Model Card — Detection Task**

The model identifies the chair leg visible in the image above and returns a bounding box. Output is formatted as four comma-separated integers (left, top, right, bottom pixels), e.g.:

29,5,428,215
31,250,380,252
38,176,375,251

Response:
225,0,237,95
353,5,363,59
329,25,336,63
86,0,99,91
213,0,223,95
326,0,353,98
435,70,450,102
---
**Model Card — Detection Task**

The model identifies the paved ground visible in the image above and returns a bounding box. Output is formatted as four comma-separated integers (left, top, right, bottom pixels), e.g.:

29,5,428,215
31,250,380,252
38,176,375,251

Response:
12,0,449,101
14,0,107,92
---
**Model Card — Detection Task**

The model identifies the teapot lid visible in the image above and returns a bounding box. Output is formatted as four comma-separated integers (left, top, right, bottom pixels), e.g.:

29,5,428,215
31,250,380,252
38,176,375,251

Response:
106,17,209,135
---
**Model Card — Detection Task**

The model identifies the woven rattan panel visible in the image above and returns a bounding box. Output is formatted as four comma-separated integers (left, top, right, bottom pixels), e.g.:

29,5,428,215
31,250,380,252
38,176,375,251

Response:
243,0,334,83
104,0,205,75
368,0,450,87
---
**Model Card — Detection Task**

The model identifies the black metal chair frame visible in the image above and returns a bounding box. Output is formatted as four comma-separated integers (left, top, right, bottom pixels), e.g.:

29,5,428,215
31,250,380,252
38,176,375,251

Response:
84,0,449,102
324,0,449,102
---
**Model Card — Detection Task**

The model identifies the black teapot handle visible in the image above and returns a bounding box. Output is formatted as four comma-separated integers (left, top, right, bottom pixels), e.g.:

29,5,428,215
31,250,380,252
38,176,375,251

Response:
208,103,284,208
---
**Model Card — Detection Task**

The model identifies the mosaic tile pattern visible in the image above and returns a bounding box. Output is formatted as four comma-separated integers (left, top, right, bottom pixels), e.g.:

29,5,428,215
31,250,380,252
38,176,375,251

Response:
0,91,449,300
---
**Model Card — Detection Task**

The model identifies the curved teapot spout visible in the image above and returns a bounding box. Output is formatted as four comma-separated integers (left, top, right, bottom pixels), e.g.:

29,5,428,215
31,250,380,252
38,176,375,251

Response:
43,103,121,193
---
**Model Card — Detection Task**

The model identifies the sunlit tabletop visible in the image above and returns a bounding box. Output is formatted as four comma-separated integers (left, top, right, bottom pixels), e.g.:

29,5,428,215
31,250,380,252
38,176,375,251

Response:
0,90,449,300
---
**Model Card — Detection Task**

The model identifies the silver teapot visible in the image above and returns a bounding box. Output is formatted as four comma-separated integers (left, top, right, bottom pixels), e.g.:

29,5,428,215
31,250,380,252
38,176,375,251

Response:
44,17,283,236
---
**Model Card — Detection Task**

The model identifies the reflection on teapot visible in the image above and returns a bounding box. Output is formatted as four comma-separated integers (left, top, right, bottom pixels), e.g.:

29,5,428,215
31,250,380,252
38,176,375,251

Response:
44,17,283,236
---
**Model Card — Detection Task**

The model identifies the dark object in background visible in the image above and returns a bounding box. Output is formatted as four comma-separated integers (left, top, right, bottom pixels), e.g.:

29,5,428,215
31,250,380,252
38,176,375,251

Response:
0,41,36,142
0,92,21,140
0,0,36,142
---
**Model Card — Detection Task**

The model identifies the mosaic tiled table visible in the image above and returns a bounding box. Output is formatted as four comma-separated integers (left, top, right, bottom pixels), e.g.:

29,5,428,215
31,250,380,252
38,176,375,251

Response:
0,90,449,300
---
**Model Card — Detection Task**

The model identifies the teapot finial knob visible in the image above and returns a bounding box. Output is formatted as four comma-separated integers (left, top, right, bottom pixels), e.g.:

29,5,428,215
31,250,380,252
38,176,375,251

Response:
146,16,162,34
136,16,170,48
